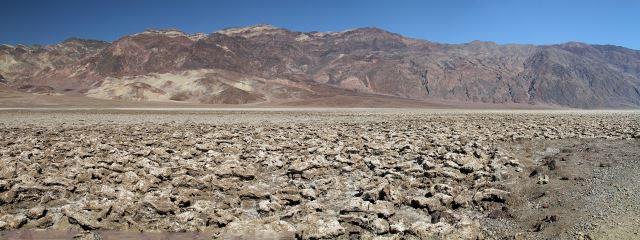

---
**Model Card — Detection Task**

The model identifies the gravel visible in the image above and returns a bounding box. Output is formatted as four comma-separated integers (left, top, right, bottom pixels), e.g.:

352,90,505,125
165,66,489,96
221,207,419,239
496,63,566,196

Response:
0,109,638,239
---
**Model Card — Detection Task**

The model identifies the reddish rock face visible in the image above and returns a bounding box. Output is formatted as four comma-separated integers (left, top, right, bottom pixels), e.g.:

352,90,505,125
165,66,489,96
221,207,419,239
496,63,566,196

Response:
1,26,640,108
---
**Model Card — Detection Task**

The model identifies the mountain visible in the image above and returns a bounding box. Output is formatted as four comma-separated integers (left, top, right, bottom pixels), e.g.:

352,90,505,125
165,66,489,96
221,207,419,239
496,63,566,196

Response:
1,25,640,108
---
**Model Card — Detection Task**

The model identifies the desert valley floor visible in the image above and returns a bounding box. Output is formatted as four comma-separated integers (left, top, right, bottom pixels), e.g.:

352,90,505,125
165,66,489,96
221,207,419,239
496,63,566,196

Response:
0,109,639,239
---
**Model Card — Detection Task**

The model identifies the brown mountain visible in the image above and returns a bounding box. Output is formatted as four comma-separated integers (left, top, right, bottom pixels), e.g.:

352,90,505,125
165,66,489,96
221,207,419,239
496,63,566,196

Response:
1,25,639,108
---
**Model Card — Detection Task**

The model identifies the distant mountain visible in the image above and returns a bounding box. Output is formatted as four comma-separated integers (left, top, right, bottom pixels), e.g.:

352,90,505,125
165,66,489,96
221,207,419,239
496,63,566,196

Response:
1,25,640,108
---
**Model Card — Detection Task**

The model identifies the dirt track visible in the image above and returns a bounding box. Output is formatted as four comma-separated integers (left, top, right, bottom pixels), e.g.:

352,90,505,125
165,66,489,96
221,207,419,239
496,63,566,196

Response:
0,109,638,239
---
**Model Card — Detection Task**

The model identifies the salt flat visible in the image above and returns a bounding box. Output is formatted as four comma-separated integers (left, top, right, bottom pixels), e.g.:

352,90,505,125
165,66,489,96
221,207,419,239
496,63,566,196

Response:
0,109,638,239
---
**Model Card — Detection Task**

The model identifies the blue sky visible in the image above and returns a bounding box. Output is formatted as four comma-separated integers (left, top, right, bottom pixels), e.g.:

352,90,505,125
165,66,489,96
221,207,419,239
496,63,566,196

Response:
1,0,639,49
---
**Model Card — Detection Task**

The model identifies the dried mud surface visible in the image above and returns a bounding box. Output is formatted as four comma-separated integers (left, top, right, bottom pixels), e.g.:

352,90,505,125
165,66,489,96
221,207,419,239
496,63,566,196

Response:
0,109,638,239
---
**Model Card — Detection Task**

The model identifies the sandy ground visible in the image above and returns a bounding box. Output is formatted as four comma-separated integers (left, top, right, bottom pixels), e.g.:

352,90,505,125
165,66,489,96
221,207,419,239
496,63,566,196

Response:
0,109,638,239
485,139,640,239
0,84,559,110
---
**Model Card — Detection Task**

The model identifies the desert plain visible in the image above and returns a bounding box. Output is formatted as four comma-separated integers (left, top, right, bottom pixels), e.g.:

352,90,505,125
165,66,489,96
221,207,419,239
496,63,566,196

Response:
0,108,638,240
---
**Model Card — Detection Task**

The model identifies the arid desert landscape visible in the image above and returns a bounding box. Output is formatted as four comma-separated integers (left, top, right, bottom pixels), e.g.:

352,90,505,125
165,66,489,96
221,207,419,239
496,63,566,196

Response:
0,109,638,239
3,1,640,239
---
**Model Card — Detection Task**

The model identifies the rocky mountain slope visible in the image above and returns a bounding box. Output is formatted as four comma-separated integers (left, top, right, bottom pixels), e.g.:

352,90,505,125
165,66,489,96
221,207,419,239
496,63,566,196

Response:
1,25,640,108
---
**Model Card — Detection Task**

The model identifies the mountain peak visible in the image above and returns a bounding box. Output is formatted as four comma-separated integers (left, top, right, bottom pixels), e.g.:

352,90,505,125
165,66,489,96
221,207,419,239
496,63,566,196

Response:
468,40,497,45
61,37,109,45
0,44,15,49
133,28,189,38
558,41,594,49
130,28,210,41
189,32,209,41
215,24,284,37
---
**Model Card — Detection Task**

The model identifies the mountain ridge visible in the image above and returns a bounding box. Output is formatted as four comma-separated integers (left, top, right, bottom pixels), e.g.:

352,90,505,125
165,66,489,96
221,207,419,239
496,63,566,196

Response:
1,25,639,108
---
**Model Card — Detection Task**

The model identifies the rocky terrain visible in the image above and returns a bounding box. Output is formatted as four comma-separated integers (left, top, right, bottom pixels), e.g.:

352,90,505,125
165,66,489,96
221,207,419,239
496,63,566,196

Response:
0,109,638,239
2,25,640,108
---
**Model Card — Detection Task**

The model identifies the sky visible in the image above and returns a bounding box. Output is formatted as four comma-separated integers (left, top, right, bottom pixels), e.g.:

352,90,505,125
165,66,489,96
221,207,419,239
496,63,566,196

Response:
1,0,639,49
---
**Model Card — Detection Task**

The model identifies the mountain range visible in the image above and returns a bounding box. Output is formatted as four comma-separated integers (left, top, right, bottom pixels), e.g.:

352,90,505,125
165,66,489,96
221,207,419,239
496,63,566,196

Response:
2,24,640,108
